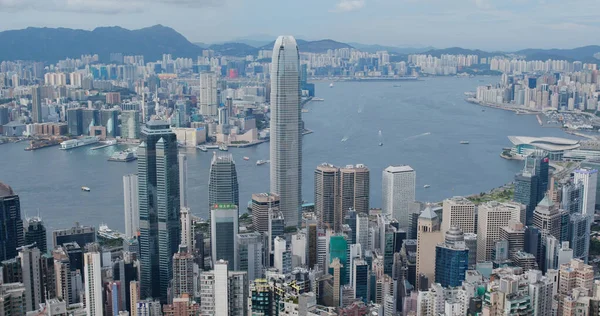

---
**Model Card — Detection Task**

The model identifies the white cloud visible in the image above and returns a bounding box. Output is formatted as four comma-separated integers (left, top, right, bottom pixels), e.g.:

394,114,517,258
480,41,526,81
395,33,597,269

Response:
334,0,365,12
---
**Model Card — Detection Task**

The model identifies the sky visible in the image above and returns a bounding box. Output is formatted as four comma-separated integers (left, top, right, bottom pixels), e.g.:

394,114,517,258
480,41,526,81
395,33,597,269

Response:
0,0,599,51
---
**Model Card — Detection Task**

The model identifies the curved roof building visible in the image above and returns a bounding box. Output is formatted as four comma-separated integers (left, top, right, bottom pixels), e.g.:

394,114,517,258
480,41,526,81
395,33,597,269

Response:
508,136,580,160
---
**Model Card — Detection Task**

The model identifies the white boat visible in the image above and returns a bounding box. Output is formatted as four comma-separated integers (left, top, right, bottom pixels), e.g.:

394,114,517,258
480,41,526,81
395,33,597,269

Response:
81,186,91,192
60,136,99,150
424,185,431,188
108,150,137,162
256,160,268,166
378,130,384,146
197,145,208,152
460,141,470,144
218,144,228,151
329,83,334,88
97,224,125,240
243,156,250,161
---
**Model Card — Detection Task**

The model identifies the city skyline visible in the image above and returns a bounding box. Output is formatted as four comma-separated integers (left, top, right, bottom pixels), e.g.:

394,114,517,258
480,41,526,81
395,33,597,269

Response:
0,1,599,50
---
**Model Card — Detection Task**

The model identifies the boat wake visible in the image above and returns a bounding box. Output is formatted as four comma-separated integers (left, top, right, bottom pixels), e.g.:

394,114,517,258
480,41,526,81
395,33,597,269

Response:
404,132,431,141
341,136,349,142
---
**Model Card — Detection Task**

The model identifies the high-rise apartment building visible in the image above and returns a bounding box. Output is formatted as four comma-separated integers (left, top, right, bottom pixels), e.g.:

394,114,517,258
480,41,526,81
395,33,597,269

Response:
84,251,103,316
270,35,302,228
19,245,43,311
137,120,180,301
477,201,525,261
574,168,598,216
200,72,218,116
123,174,139,239
210,204,239,270
441,196,476,236
208,153,239,208
0,182,23,262
171,246,194,299
200,260,248,316
24,216,47,254
382,165,416,227
251,193,280,233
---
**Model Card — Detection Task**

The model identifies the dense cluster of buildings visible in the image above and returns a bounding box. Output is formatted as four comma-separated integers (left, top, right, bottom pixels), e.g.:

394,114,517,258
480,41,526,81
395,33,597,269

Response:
2,36,600,316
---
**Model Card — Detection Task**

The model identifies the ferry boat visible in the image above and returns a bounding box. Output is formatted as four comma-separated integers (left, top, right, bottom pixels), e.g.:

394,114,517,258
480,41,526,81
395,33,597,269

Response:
108,150,137,162
197,145,208,152
424,185,431,188
256,160,268,166
460,141,470,144
60,136,99,150
243,156,250,161
219,144,229,151
205,145,219,150
329,83,334,88
81,186,91,192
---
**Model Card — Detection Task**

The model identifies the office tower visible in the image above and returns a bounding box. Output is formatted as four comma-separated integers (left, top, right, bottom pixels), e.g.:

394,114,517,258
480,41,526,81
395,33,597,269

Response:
581,160,600,209
130,281,140,315
236,232,263,281
315,163,340,231
172,246,194,298
100,109,119,138
0,283,26,315
273,236,290,274
307,224,318,269
498,220,525,260
356,212,369,255
0,182,23,262
178,153,188,209
330,258,343,307
19,245,43,311
251,193,279,233
525,152,549,197
199,72,218,116
210,204,238,270
291,232,307,267
435,226,469,288
561,180,583,214
180,207,192,251
84,251,103,316
67,108,83,136
340,164,370,215
123,174,139,239
138,120,180,301
532,196,564,262
208,153,239,208
81,109,99,136
52,222,95,248
476,201,524,261
31,85,42,123
463,233,477,269
53,247,72,304
112,255,138,314
353,259,369,304
574,168,598,216
382,165,416,227
514,171,539,225
569,213,591,262
415,207,443,290
329,235,348,286
121,110,140,139
270,35,302,228
441,196,476,236
24,216,47,253
268,210,285,253
200,260,248,316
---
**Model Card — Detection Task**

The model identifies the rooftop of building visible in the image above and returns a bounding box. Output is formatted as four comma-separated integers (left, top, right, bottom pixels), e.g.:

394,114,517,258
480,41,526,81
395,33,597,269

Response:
508,136,580,151
384,165,414,173
0,182,15,197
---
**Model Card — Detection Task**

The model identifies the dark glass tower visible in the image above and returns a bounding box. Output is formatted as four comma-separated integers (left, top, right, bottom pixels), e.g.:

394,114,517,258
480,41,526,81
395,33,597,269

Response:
514,172,539,225
208,153,239,208
434,226,469,287
24,216,47,253
137,121,180,302
0,182,24,262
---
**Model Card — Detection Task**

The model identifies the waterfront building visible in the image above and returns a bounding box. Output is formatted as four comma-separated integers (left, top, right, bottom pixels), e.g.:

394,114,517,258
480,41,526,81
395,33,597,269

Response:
415,207,443,290
84,251,103,316
52,222,95,249
251,193,280,234
200,260,248,316
123,174,139,239
270,35,302,228
0,182,23,262
31,85,42,123
236,232,263,281
574,168,598,216
24,216,47,254
137,120,180,301
120,110,140,139
441,196,476,236
435,226,469,288
382,165,416,227
200,72,218,117
507,136,580,160
477,201,525,261
67,108,83,136
208,153,239,209
210,204,238,270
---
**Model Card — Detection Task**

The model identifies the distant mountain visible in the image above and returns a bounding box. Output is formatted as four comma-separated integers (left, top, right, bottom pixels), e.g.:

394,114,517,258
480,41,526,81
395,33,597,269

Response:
259,39,353,53
0,25,203,62
348,42,434,54
207,43,259,57
422,47,500,58
194,42,208,48
515,45,600,62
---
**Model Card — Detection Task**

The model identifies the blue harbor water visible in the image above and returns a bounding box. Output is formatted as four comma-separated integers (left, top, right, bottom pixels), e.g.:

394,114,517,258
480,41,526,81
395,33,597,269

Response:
1,77,576,235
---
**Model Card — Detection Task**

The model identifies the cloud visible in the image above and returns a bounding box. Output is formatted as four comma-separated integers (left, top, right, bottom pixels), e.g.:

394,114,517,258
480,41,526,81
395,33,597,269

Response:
0,0,221,14
334,0,365,12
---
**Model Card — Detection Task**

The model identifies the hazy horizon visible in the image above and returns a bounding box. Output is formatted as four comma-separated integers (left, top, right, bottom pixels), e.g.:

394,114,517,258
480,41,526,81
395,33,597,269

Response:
0,0,598,51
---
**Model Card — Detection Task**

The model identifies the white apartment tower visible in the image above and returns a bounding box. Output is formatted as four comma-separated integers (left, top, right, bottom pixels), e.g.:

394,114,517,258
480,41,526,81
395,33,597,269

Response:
574,168,598,216
84,251,103,316
382,165,416,227
270,35,302,227
123,174,139,239
200,72,218,116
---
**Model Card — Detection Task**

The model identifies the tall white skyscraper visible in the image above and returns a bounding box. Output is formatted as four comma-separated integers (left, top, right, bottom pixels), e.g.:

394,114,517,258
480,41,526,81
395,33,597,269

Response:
123,174,139,239
19,245,42,312
200,72,218,116
382,165,416,226
179,153,188,208
574,168,598,216
270,35,302,227
84,251,103,316
200,260,248,316
180,207,192,250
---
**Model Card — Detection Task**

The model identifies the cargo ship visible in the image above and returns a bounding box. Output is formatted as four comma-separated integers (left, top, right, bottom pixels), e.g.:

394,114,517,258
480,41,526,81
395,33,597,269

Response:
60,136,99,150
